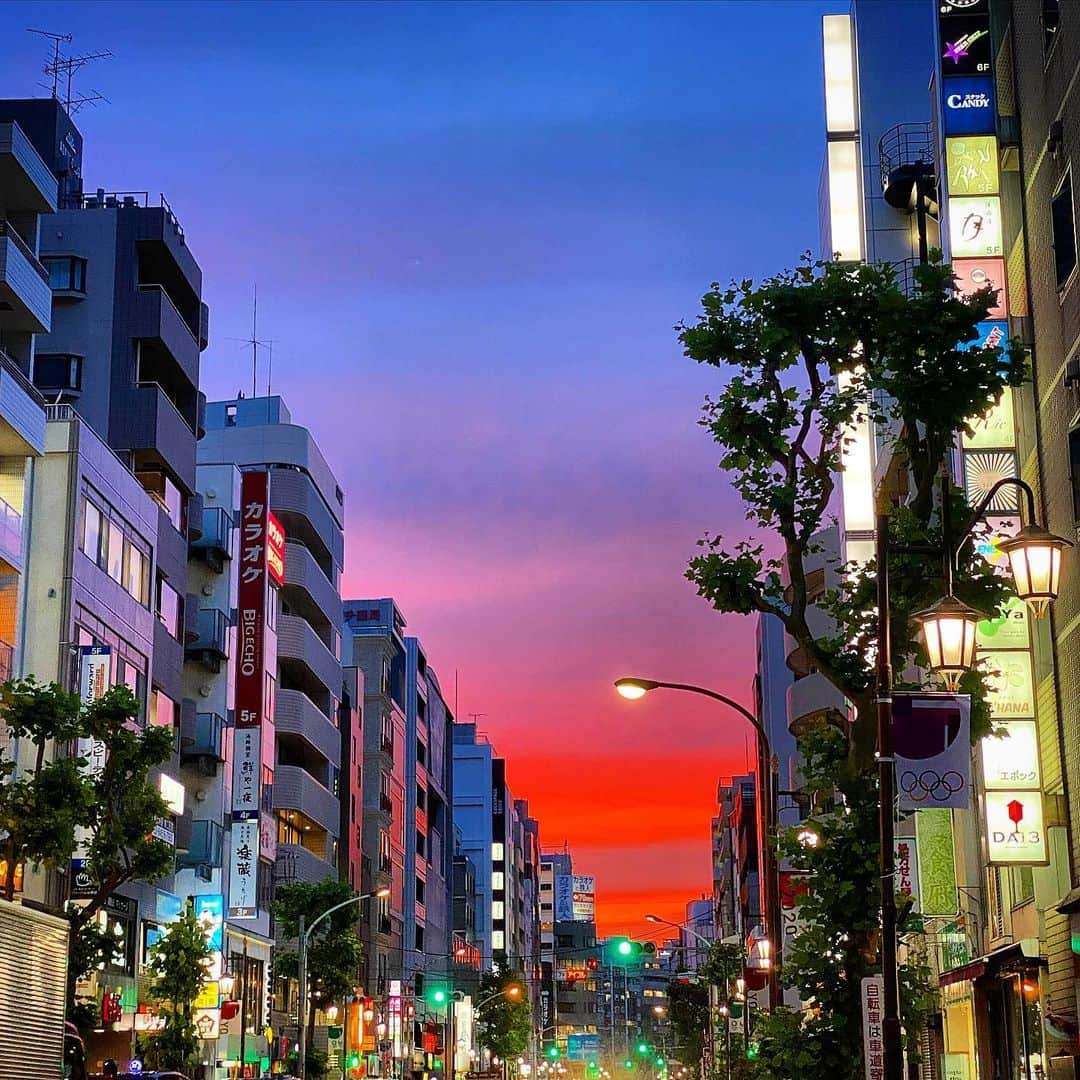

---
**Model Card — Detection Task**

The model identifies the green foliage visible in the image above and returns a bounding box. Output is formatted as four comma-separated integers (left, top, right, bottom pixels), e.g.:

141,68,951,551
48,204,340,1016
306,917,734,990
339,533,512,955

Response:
0,679,94,899
681,254,1023,761
475,964,531,1060
144,902,213,1071
667,979,708,1067
678,257,1021,1079
66,912,126,1035
273,879,364,1037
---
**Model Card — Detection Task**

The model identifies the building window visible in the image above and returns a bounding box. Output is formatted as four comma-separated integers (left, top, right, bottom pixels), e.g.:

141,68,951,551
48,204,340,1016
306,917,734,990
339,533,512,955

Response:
150,689,177,734
416,738,427,766
416,829,426,858
42,255,86,292
491,930,505,951
277,813,302,846
491,843,504,862
491,901,504,920
34,353,82,393
491,871,504,891
417,784,427,811
155,576,182,638
415,925,425,952
416,877,426,905
82,500,102,564
1052,170,1077,290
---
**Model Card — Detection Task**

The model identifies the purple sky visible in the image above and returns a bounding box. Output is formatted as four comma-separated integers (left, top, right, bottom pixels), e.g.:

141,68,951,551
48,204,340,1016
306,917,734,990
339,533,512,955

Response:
7,0,832,934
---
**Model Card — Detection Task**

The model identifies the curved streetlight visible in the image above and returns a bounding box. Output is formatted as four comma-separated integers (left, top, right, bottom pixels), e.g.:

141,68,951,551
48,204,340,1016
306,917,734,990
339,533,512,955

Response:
615,678,779,1011
297,885,391,1080
873,473,1071,1080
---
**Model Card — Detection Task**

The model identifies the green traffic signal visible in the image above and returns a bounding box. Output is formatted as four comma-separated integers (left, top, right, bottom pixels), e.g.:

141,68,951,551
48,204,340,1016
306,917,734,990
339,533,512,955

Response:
434,1061,444,1070
636,1043,649,1056
547,1046,560,1060
624,1061,634,1070
428,985,450,1006
588,1062,598,1072
655,1059,664,1067
348,1052,361,1068
746,1042,760,1061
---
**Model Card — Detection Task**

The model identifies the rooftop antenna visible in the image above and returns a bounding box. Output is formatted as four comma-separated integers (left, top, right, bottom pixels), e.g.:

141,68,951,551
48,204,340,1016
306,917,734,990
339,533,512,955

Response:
243,284,271,399
29,30,112,113
468,713,487,726
27,29,71,99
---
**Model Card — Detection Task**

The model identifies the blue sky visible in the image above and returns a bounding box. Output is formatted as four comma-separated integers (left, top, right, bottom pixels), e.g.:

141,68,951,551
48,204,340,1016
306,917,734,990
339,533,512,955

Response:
5,0,834,929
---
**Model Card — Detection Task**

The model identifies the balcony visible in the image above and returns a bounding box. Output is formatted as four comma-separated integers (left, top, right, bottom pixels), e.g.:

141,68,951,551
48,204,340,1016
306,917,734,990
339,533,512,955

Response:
0,122,58,213
186,608,228,672
269,468,344,568
190,505,232,572
175,819,225,870
284,540,340,626
135,284,200,387
276,688,341,769
275,843,337,885
277,613,341,698
110,383,196,493
0,349,44,458
0,493,22,569
787,673,850,736
273,764,339,833
0,222,51,334
180,711,226,768
0,640,12,683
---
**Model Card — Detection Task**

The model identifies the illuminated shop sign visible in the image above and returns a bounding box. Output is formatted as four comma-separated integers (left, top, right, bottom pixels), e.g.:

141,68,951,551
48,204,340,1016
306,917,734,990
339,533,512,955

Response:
953,257,1007,318
949,196,1003,257
267,511,286,586
981,720,1040,791
976,596,1030,651
984,791,1048,864
963,448,1020,512
939,0,988,15
237,471,271,730
946,136,999,196
982,649,1036,719
942,76,995,136
958,320,1009,354
939,14,992,76
962,386,1014,451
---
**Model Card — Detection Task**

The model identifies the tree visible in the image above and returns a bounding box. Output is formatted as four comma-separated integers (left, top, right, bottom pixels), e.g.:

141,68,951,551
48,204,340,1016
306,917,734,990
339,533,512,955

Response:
273,879,364,1044
667,979,708,1068
475,964,531,1061
0,678,176,1013
144,901,213,1071
679,256,1020,1079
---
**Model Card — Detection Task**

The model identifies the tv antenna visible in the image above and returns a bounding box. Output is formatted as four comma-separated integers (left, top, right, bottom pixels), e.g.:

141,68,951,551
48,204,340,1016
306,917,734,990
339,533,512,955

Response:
28,29,112,113
467,713,487,725
244,284,272,399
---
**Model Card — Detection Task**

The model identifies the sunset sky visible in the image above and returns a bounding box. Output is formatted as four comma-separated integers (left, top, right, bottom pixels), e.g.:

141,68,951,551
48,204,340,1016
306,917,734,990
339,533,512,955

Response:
7,0,832,937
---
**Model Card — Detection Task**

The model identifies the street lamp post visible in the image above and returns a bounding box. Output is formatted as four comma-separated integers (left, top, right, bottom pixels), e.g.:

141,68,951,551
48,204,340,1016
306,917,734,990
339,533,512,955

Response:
297,886,391,1080
874,473,1069,1080
615,679,780,1010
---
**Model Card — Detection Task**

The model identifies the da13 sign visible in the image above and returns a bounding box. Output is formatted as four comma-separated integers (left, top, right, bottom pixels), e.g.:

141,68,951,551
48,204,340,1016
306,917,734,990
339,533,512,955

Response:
984,791,1048,864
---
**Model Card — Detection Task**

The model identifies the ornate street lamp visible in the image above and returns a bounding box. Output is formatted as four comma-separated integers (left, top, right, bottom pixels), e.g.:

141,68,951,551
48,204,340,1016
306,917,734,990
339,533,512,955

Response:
999,523,1071,616
912,594,980,691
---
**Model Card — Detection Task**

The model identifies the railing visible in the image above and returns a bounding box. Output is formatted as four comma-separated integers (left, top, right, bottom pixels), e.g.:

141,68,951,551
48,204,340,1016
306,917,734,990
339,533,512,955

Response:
0,640,12,683
137,283,199,347
190,505,232,554
44,403,74,422
879,121,935,197
65,191,185,241
0,221,48,282
181,711,226,760
187,608,228,657
0,494,23,561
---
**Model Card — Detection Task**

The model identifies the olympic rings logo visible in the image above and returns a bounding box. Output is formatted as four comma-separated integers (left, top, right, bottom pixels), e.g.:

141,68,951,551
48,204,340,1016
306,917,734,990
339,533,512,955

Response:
898,769,965,803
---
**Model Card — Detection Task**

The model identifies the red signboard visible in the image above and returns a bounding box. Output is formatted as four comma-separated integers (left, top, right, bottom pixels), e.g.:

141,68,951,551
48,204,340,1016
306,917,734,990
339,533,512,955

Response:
237,471,270,730
267,511,286,586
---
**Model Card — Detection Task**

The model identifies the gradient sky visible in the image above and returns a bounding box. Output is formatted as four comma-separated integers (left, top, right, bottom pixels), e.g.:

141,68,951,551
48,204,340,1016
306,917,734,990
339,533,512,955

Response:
6,0,833,938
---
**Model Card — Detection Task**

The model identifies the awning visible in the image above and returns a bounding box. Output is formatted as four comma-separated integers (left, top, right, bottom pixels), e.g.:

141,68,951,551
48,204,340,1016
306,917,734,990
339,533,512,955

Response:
1054,885,1080,914
938,940,1044,988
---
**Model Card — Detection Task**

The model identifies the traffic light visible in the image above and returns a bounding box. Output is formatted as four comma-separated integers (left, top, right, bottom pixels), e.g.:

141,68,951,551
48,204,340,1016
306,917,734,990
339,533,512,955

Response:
546,1045,560,1060
610,938,657,963
427,983,450,1007
348,1052,361,1069
655,1058,665,1068
587,1062,599,1073
624,1062,634,1070
746,1041,760,1061
636,1043,649,1056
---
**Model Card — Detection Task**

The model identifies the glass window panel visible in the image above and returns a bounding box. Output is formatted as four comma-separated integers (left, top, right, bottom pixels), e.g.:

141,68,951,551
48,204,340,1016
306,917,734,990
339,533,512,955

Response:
156,577,181,638
126,544,147,604
107,524,124,582
82,501,101,562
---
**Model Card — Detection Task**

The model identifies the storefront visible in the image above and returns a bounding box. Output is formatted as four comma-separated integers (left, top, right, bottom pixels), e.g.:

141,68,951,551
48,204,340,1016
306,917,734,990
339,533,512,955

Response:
940,943,1046,1080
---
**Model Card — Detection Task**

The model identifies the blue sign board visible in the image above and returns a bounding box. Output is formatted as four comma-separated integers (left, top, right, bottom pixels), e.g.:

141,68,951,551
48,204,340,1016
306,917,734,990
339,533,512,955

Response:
194,894,224,952
959,320,1008,353
943,77,995,136
567,1034,602,1062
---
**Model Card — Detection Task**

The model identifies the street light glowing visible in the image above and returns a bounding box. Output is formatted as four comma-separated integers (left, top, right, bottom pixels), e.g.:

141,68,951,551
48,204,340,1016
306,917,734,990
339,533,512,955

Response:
796,825,821,849
644,914,663,924
614,678,658,700
914,594,980,691
506,984,522,998
1000,524,1071,617
374,885,392,899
